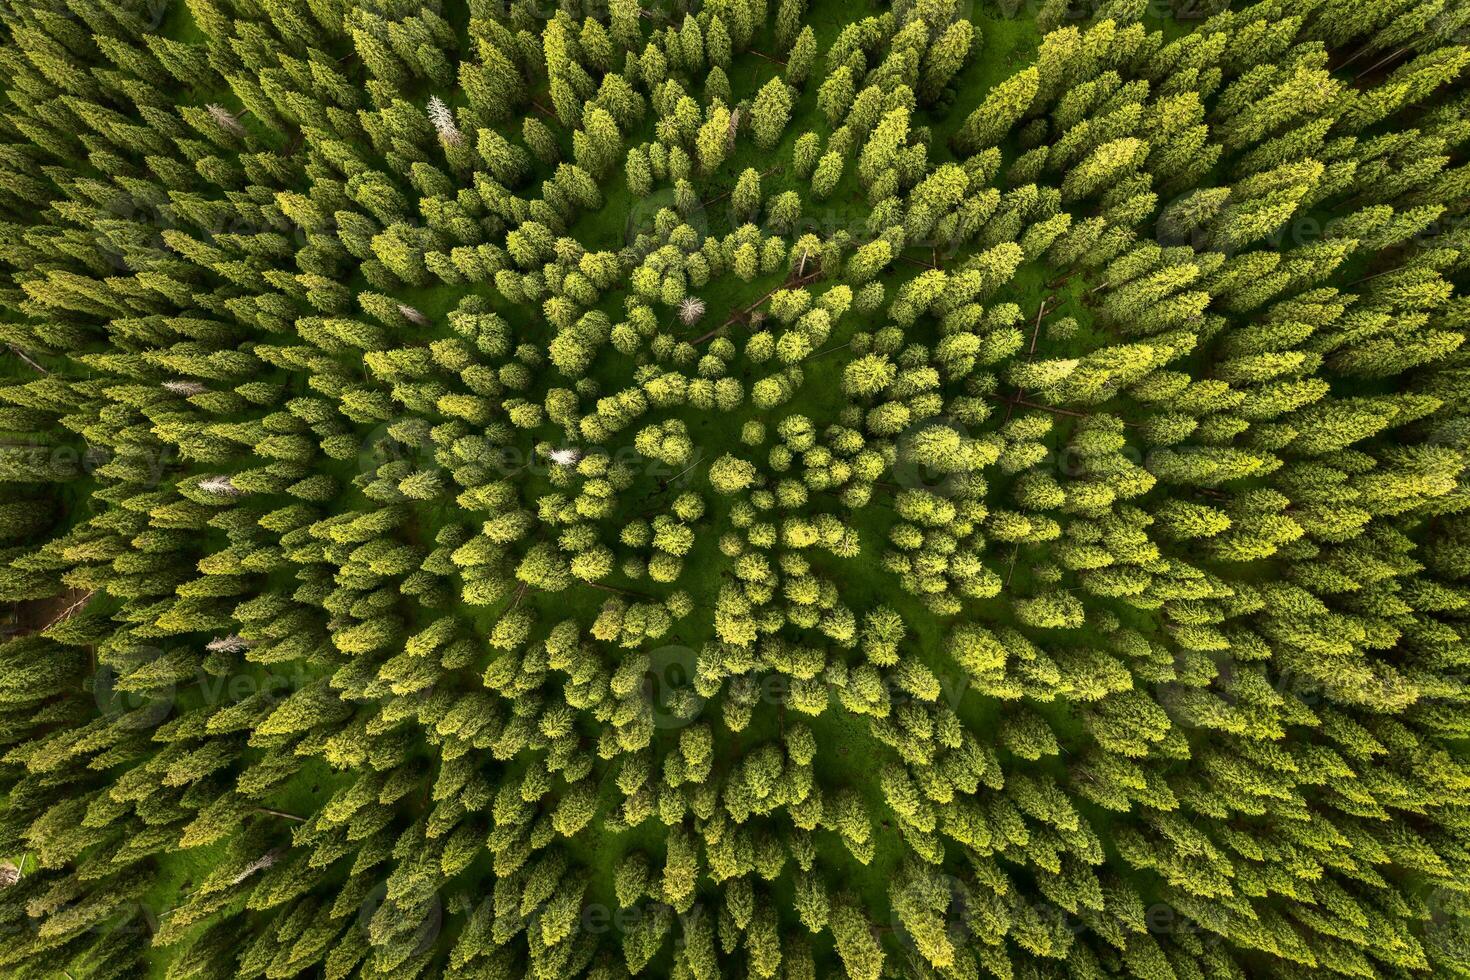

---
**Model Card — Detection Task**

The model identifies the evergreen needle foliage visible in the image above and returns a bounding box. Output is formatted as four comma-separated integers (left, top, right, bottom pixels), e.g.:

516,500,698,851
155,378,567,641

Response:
0,0,1468,978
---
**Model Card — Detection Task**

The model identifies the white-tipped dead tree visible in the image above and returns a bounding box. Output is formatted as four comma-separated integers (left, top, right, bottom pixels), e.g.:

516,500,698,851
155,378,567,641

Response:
679,296,706,325
199,474,243,498
163,380,207,396
428,96,462,146
207,103,246,137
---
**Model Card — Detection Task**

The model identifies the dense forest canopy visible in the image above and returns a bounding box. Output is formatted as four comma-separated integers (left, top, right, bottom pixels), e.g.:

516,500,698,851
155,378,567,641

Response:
0,0,1469,977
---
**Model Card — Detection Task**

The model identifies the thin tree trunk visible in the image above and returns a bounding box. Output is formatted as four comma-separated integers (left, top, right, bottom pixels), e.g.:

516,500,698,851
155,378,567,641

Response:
1358,45,1411,78
42,589,94,630
8,345,47,374
583,582,654,600
697,268,822,343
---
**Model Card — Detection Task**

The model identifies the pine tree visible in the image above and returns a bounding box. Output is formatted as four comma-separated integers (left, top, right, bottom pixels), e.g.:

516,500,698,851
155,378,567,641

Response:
921,20,974,103
811,151,844,199
751,78,794,149
818,66,856,127
954,66,1038,154
786,27,817,88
